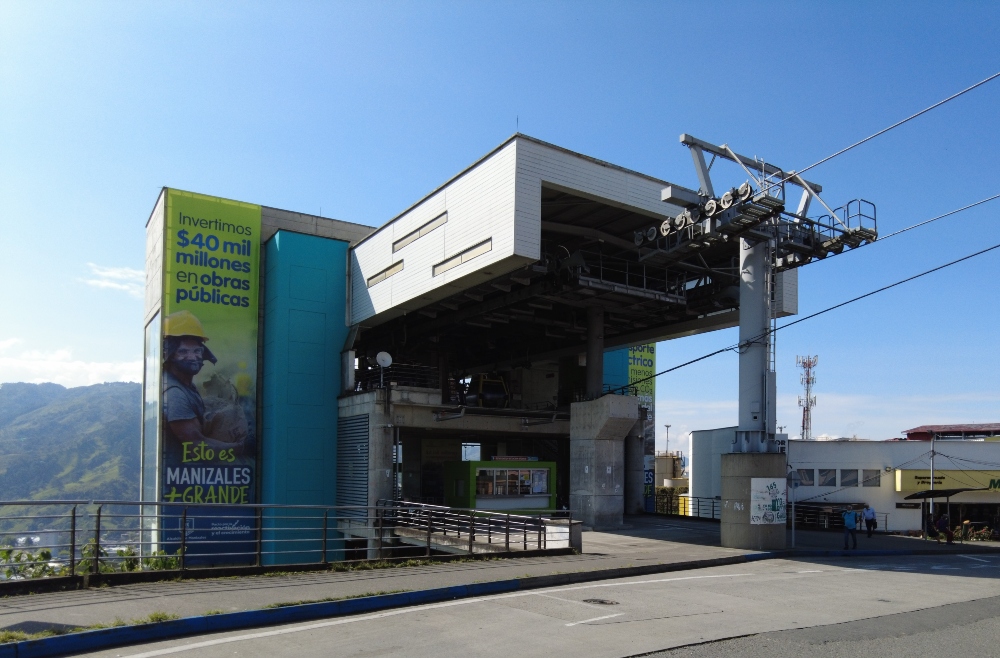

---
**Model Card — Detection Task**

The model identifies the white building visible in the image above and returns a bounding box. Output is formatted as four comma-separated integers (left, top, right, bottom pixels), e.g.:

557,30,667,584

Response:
689,429,1000,532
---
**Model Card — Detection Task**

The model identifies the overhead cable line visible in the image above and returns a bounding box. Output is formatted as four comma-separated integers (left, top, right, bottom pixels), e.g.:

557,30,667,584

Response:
876,193,1000,241
766,71,1000,192
612,236,1000,392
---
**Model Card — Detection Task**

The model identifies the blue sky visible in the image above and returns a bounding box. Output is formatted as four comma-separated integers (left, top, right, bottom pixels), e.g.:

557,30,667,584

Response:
1,2,998,446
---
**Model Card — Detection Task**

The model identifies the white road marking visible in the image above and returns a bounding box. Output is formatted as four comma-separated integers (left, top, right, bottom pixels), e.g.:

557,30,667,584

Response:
565,613,624,626
958,554,989,562
119,572,757,657
797,570,823,573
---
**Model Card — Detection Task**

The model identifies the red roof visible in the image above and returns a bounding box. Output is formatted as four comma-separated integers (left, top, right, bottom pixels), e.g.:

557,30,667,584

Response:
903,424,1000,435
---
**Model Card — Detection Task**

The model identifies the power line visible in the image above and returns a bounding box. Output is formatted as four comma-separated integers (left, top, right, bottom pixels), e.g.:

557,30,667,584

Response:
612,236,1000,392
766,71,1000,192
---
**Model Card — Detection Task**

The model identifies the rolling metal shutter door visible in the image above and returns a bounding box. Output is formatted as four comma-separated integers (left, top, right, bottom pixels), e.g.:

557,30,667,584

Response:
337,415,369,514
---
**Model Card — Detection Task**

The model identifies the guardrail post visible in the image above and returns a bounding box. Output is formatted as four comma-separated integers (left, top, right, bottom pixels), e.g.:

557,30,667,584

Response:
376,508,384,561
255,507,263,567
505,514,510,552
537,515,542,550
179,507,187,575
523,519,527,550
69,506,77,575
92,506,102,575
321,510,329,565
468,510,475,555
425,509,432,557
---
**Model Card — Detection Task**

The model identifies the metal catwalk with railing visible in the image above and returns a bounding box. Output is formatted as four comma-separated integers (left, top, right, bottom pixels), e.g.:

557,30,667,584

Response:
0,500,578,584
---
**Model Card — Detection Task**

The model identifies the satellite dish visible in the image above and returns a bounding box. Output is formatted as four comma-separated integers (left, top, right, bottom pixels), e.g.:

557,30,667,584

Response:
376,351,393,368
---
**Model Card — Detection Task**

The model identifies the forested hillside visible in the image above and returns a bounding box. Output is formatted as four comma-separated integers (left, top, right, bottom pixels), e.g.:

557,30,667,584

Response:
0,382,141,501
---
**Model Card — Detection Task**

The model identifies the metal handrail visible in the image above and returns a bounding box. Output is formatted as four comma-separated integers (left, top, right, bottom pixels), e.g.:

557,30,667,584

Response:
0,498,575,582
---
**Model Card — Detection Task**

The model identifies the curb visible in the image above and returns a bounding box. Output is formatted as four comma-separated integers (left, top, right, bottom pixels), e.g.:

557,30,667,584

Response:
4,547,999,657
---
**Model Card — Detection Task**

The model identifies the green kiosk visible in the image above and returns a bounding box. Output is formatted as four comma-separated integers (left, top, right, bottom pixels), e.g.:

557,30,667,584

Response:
444,460,557,511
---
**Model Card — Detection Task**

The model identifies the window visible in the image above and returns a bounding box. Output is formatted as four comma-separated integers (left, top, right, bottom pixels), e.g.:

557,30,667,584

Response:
862,469,881,487
433,238,492,276
472,468,550,496
796,469,815,486
840,469,858,487
366,260,403,287
818,469,837,487
392,212,448,252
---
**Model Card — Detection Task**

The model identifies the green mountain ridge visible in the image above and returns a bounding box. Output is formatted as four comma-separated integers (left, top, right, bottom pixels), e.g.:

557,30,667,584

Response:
0,382,141,501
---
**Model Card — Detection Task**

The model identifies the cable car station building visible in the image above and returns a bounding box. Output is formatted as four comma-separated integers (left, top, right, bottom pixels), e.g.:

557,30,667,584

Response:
142,133,850,536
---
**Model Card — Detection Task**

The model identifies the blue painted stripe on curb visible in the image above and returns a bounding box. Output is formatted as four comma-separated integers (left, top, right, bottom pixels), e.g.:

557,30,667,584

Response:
10,579,521,658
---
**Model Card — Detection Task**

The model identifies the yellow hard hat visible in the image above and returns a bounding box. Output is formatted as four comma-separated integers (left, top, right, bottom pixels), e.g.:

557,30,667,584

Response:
163,310,209,340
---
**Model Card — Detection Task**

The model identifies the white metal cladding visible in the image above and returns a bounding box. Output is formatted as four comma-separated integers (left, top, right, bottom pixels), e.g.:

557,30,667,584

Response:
144,190,165,325
351,140,530,326
336,415,369,513
349,135,693,327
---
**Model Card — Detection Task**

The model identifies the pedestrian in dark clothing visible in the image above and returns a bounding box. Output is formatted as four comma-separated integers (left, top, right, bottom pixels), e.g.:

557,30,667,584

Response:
842,508,858,550
862,504,877,538
927,514,940,540
936,515,954,544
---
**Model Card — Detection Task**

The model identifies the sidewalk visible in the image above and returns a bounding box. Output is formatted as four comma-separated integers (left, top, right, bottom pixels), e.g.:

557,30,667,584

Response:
1,515,995,635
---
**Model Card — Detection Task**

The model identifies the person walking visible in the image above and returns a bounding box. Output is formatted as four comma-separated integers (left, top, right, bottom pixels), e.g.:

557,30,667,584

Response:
841,507,859,550
862,504,877,538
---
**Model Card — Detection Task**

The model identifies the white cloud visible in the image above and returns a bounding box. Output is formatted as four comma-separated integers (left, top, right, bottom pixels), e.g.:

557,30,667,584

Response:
0,340,140,386
79,262,144,299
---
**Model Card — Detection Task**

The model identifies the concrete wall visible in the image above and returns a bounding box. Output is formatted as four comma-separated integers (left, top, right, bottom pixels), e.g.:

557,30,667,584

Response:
261,231,350,507
569,395,640,528
720,452,786,550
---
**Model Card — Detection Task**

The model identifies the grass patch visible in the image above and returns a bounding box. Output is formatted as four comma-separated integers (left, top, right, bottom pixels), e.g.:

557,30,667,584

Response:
203,609,225,616
262,590,408,609
0,611,180,644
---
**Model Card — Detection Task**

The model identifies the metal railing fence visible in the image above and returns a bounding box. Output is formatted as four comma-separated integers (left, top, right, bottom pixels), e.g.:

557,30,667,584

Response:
0,499,575,582
653,494,721,520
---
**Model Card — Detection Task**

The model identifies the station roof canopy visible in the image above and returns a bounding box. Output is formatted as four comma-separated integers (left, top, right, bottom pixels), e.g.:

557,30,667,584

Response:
903,488,989,500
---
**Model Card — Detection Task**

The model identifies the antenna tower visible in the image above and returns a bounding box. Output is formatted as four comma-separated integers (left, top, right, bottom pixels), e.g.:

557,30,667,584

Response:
797,355,818,441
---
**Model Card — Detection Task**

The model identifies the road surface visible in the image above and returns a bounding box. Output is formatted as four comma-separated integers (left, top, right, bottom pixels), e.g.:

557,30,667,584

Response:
80,554,1000,657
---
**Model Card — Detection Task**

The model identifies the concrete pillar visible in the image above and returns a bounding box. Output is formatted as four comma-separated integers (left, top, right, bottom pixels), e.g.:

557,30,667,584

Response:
585,306,604,399
624,418,645,515
720,452,786,550
737,238,776,453
569,395,639,529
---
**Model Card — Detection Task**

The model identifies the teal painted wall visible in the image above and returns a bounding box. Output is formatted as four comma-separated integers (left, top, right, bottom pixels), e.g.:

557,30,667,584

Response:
603,347,630,392
262,231,349,508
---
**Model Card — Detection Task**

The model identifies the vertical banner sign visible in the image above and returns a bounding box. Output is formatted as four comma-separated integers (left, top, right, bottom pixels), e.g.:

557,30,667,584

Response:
750,478,787,525
160,190,260,562
628,344,656,512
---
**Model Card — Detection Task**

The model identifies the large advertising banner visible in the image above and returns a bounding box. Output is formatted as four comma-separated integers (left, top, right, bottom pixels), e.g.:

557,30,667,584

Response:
159,190,261,561
628,344,656,512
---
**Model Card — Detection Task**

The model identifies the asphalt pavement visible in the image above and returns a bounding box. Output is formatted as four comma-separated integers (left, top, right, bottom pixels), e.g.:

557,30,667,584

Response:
73,554,1000,657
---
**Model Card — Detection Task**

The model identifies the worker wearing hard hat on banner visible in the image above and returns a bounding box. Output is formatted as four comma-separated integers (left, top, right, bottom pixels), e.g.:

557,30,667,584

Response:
162,310,229,450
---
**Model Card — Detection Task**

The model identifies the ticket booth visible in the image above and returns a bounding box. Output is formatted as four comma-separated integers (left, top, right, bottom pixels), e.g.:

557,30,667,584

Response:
444,460,557,511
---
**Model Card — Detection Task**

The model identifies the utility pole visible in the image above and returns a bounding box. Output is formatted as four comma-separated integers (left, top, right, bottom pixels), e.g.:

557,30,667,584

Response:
664,424,671,454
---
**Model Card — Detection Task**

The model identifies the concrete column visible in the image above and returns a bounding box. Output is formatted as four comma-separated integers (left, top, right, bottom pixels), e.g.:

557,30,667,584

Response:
569,395,639,529
737,238,772,453
623,418,645,515
585,306,604,399
720,452,786,550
